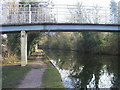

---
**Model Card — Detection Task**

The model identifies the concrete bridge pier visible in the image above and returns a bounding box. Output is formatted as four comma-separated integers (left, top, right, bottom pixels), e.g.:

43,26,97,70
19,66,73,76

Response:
21,31,27,66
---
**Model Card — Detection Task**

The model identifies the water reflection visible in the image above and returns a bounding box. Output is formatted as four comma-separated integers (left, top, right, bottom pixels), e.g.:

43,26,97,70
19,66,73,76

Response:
45,50,120,88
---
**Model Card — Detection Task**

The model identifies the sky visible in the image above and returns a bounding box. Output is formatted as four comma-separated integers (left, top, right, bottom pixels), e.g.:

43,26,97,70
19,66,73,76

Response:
1,0,120,7
53,0,120,7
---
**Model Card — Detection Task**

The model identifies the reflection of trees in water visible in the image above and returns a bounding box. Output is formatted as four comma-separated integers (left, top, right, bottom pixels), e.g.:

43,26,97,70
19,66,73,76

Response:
100,56,120,88
70,55,103,88
46,50,78,70
45,50,119,88
111,56,120,88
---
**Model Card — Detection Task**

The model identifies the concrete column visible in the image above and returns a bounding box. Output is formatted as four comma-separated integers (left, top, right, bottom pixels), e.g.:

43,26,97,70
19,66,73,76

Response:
21,31,27,66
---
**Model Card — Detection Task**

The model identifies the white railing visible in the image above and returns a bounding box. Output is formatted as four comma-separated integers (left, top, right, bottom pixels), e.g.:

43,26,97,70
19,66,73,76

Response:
1,3,120,24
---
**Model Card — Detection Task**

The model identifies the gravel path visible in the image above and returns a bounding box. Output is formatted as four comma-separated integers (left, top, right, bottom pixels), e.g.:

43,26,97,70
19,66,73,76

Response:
18,67,46,88
18,55,47,88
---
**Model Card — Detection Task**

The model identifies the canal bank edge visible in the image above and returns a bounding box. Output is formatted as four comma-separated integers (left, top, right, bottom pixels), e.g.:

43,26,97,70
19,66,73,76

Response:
41,55,65,88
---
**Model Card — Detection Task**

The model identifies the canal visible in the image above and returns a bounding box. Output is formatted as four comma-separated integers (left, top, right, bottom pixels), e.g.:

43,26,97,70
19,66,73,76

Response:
45,50,120,88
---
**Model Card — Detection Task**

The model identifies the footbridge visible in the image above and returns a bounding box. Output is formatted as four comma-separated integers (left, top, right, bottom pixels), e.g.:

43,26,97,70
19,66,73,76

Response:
0,3,120,66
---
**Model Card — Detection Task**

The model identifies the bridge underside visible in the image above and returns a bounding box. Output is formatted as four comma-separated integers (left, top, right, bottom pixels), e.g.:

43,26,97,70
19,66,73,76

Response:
1,23,120,33
1,23,120,66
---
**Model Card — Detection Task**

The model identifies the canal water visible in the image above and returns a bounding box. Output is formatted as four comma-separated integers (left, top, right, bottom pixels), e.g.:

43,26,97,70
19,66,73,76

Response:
45,50,120,88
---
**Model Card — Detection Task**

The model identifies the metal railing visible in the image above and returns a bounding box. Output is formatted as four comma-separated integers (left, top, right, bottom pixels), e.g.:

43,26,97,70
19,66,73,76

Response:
1,3,120,24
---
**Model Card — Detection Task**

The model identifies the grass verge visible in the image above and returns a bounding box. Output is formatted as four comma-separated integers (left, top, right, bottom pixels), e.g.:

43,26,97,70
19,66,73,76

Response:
41,65,65,88
2,65,31,88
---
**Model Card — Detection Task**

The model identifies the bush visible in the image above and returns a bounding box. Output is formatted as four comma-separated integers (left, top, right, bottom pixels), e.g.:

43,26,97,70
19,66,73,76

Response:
3,54,20,65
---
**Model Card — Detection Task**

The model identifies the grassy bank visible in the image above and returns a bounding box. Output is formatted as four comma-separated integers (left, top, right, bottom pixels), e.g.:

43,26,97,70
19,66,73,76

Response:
2,49,64,88
41,65,64,88
2,65,31,88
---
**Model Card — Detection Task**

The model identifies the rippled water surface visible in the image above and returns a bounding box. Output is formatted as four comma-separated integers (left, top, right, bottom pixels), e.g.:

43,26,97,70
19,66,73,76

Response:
45,50,120,88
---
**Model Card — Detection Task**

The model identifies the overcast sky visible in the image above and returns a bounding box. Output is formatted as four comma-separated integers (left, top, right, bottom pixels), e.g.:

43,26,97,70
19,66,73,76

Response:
53,0,120,7
1,0,120,7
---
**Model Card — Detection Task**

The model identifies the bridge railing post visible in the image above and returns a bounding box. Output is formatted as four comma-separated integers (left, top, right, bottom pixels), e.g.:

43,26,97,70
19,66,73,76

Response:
21,31,27,66
29,4,32,23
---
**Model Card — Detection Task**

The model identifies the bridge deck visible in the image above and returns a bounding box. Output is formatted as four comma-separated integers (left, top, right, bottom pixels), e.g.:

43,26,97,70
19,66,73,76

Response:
0,23,120,33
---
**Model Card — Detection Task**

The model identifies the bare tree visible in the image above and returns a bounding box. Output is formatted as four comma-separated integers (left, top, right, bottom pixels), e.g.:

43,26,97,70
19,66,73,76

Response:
110,0,118,24
68,3,86,23
68,2,103,24
118,1,120,24
2,0,55,24
18,1,55,23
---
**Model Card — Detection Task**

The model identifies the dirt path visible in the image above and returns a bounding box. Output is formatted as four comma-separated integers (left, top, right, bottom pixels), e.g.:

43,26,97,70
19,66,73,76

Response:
18,55,47,88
